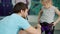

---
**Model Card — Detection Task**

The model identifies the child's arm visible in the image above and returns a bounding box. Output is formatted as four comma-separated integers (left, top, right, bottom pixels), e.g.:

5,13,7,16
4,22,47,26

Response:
53,17,60,26
53,8,60,26
38,10,43,23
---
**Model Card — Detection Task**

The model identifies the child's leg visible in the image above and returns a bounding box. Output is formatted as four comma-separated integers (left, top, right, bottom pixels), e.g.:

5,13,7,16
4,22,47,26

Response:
41,25,45,33
45,25,54,34
40,23,45,33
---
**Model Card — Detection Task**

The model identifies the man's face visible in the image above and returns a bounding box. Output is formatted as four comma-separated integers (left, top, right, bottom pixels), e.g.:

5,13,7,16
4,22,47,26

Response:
21,9,28,18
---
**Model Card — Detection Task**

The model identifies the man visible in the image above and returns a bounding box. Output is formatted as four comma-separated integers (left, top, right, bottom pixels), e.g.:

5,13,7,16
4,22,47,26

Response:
0,2,41,34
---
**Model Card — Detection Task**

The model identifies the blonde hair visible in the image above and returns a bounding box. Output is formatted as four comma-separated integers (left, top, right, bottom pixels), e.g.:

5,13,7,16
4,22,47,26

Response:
40,0,47,2
40,0,53,5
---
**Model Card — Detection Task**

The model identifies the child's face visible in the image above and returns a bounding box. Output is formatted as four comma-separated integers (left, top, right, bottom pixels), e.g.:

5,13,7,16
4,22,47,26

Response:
41,0,52,8
42,2,46,6
41,2,48,8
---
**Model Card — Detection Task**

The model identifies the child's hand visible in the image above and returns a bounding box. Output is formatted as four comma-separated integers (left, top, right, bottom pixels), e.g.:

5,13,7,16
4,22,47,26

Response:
37,24,41,29
53,22,56,26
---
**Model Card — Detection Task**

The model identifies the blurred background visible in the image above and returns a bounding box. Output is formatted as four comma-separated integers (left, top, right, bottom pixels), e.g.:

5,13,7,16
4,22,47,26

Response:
0,0,60,34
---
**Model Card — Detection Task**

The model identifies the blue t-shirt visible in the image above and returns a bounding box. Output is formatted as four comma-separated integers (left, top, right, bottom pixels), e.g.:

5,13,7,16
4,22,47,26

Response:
0,13,31,34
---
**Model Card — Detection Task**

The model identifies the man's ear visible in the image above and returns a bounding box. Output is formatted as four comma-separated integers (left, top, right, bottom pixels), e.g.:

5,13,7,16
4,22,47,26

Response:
21,10,24,13
20,10,23,13
20,10,22,13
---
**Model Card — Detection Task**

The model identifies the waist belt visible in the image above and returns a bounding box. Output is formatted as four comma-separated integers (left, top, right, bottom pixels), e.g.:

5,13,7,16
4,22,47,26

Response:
40,22,54,26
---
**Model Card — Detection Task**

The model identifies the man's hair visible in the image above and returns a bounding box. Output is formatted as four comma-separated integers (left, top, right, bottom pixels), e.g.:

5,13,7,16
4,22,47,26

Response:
13,2,28,13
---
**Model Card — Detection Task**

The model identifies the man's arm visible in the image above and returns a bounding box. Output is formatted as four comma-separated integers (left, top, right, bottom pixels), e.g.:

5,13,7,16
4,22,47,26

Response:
38,10,43,23
19,19,41,34
25,24,41,34
53,8,60,26
19,24,41,34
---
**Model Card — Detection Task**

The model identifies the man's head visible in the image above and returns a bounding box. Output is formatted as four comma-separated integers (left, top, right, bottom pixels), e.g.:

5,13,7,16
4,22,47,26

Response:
13,2,28,18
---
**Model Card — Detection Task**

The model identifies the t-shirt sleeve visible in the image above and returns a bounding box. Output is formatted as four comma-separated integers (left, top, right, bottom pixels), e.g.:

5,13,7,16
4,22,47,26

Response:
18,19,31,30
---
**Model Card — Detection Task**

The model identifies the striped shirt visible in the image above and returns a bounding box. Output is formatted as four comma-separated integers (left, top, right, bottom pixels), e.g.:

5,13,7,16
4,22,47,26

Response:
40,6,56,23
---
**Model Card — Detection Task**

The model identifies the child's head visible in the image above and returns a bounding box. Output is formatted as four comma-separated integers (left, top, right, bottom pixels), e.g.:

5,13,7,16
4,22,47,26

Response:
13,2,28,18
40,0,53,8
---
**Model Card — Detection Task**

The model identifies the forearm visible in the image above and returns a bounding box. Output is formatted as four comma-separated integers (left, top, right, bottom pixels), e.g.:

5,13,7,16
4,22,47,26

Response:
38,12,42,21
38,15,41,20
38,13,42,24
35,24,41,34
38,10,43,19
36,28,41,34
54,16,60,24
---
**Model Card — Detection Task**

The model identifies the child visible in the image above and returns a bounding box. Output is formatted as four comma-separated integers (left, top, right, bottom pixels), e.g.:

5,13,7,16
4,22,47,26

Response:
38,0,60,34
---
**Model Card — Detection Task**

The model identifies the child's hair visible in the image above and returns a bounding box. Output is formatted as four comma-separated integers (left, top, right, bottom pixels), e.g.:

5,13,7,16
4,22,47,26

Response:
40,0,47,2
40,0,53,5
13,2,28,13
47,0,53,5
